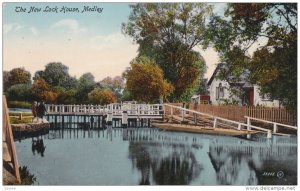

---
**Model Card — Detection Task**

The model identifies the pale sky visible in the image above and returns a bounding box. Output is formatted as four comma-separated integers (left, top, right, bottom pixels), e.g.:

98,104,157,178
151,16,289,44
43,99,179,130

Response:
3,2,225,81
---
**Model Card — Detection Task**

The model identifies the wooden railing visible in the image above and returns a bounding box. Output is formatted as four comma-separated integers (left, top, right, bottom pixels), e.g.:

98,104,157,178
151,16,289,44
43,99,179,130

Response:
188,103,296,126
164,104,273,138
3,96,21,183
245,116,297,133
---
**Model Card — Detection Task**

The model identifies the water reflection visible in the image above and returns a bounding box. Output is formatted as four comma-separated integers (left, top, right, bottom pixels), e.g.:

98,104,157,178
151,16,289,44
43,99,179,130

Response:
32,137,46,157
125,129,297,185
16,127,297,185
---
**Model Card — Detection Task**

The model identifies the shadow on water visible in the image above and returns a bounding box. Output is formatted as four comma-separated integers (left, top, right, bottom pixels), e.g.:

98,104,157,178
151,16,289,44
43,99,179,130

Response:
31,137,46,157
15,123,297,185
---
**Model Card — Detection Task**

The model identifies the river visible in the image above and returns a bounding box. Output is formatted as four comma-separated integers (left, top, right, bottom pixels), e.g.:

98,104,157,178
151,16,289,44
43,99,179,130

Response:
15,127,297,185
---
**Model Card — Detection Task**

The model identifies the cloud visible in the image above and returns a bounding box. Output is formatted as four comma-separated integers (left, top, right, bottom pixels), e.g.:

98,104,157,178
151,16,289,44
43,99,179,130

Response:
3,23,24,33
50,19,86,34
30,27,38,36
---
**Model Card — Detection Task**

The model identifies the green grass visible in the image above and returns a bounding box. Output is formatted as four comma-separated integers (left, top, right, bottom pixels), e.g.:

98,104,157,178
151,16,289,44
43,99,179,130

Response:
9,112,33,117
10,117,33,124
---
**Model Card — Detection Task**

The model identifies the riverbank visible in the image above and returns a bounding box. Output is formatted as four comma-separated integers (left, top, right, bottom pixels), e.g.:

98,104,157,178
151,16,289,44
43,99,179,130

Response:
12,121,50,139
152,122,258,136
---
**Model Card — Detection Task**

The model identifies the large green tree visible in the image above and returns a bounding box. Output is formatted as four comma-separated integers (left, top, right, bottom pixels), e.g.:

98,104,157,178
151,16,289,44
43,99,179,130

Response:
122,3,211,101
7,67,31,88
205,3,297,112
125,56,173,103
42,62,78,89
75,73,98,104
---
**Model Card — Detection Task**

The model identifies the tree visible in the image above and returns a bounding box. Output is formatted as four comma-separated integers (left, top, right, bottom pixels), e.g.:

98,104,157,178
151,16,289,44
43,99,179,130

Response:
125,56,174,103
42,62,78,89
78,73,95,88
205,3,297,112
6,83,33,102
122,3,211,101
53,87,76,104
3,71,11,92
8,67,31,88
100,76,125,101
75,73,97,104
31,78,58,103
88,88,117,105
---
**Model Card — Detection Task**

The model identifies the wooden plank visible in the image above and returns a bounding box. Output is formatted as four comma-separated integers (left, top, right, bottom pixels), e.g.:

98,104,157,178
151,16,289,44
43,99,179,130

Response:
3,96,21,183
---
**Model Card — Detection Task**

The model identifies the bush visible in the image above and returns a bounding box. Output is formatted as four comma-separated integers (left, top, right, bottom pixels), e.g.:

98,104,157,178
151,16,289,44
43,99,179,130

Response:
6,83,33,102
8,101,31,109
19,166,36,185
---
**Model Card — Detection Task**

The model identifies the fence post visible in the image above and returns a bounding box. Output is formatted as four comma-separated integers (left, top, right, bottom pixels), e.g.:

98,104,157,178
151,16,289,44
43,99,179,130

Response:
247,117,251,131
193,113,197,125
273,123,278,133
213,118,217,128
238,123,241,131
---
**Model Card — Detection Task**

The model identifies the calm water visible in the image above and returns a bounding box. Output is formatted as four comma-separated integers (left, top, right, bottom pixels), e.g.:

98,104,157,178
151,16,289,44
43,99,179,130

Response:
15,127,297,185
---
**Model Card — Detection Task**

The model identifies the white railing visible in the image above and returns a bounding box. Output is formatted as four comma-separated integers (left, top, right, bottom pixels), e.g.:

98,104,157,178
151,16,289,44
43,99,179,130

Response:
46,104,105,115
164,104,273,138
108,103,163,116
245,116,297,133
45,103,163,116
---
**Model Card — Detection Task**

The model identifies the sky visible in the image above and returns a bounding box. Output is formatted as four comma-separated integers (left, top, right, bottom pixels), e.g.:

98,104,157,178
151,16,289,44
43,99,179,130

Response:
3,2,225,81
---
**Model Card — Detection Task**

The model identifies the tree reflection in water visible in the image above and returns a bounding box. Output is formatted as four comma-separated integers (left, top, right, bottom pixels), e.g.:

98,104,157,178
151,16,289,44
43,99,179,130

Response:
129,142,202,185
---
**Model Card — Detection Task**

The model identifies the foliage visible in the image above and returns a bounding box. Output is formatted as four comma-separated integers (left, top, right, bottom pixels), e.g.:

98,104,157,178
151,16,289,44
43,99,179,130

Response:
19,166,36,185
122,3,211,102
125,56,174,103
31,78,58,103
7,68,31,89
8,101,31,109
79,72,96,88
53,86,76,104
88,88,117,105
100,76,125,101
3,71,11,92
205,3,297,112
121,88,134,101
6,84,33,102
42,62,78,89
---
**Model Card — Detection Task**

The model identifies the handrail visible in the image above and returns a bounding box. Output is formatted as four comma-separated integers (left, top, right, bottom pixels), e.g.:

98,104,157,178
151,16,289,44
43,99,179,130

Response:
164,104,272,138
3,96,21,183
245,116,297,133
45,103,164,116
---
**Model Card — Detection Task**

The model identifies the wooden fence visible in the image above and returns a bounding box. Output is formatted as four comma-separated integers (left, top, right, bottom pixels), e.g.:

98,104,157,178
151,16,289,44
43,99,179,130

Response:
167,103,297,126
3,96,21,183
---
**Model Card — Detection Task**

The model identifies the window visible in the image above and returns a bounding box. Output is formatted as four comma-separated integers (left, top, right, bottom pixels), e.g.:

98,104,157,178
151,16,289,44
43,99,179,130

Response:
261,93,272,101
216,83,224,100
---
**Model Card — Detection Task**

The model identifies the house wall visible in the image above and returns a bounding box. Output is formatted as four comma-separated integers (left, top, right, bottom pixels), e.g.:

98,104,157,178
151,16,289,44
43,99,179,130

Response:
253,85,280,107
209,79,232,105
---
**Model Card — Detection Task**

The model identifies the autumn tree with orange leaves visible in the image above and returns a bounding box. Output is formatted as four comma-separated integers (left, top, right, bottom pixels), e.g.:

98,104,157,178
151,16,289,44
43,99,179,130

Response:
125,56,173,103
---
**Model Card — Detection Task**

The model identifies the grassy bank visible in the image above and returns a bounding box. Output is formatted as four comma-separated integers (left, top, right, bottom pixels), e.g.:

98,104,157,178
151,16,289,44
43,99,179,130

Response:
9,112,33,124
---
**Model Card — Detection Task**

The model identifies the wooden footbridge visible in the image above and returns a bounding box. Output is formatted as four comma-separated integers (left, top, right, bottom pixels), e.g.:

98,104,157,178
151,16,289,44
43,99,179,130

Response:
45,103,297,138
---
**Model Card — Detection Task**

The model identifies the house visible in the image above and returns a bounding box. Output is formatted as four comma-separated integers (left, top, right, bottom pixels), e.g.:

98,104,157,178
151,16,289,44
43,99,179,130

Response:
207,63,280,107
